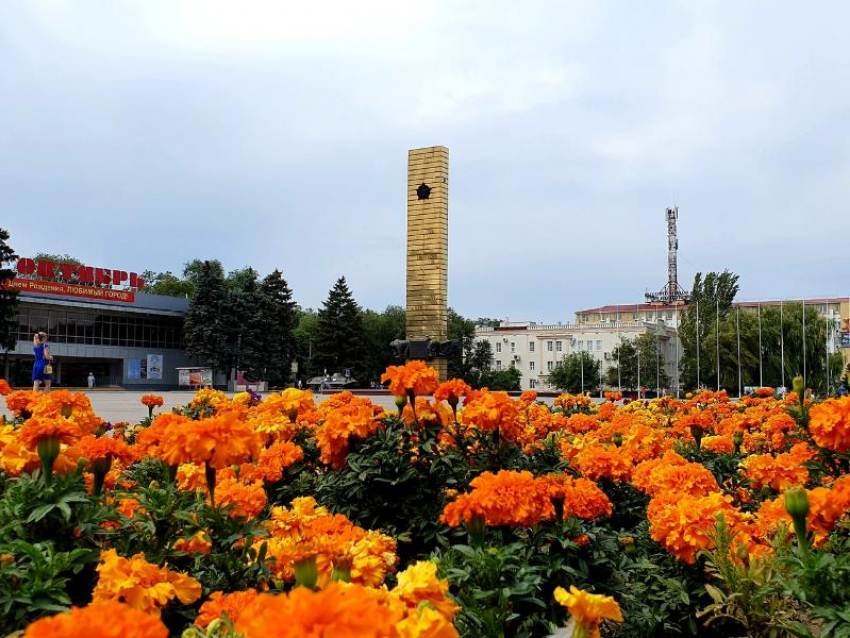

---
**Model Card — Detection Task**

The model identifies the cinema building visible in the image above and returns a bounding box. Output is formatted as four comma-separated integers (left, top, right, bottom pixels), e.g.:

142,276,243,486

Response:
3,257,194,389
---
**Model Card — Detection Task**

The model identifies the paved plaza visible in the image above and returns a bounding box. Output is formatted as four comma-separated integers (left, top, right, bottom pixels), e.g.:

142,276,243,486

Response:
0,389,565,424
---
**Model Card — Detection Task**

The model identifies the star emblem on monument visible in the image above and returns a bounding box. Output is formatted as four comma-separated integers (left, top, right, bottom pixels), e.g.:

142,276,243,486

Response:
416,183,431,200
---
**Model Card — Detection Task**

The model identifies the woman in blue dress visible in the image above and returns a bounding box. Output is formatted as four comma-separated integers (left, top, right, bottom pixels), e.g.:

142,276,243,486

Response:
32,332,52,392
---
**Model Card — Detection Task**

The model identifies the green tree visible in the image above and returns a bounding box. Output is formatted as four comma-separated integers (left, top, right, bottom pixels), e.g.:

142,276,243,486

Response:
260,270,298,387
183,260,229,377
140,270,194,297
362,305,406,383
447,309,477,380
606,333,671,393
548,352,600,394
480,366,522,391
293,309,320,381
223,268,267,380
313,277,367,382
679,271,740,390
0,228,19,353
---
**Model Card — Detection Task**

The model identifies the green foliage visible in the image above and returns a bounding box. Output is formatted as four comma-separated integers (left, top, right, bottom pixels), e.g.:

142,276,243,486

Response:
313,277,367,381
316,416,467,562
362,305,406,384
0,227,19,352
258,270,298,387
0,540,97,631
184,260,230,375
606,333,671,393
140,270,194,297
548,352,601,393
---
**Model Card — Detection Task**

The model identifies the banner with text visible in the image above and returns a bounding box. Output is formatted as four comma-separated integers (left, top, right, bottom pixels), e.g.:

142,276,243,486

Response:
7,278,135,303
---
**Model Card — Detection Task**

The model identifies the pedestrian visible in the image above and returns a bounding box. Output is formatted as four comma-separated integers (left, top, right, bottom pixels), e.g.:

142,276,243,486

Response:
839,384,847,397
88,372,95,389
32,332,53,392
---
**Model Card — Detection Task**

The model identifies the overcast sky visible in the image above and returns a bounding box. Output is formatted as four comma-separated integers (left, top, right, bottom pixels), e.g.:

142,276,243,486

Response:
2,2,848,322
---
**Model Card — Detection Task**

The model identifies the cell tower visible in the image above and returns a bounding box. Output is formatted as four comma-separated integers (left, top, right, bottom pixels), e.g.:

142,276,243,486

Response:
645,206,690,305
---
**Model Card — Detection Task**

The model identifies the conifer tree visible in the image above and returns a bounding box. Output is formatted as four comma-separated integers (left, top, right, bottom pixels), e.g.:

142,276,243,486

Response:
183,260,229,375
260,270,297,386
313,277,367,381
0,228,19,353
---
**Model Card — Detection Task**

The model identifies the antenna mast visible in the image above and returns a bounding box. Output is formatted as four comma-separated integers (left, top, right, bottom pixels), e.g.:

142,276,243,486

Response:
646,206,690,305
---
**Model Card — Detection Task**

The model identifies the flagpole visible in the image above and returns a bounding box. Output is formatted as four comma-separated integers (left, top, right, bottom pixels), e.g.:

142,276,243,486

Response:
696,299,701,390
780,300,785,391
616,306,621,392
736,305,742,398
802,300,807,388
715,297,720,392
758,303,763,387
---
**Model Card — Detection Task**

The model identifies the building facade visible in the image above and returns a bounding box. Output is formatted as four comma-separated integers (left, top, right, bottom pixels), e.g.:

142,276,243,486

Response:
475,320,680,393
4,257,193,389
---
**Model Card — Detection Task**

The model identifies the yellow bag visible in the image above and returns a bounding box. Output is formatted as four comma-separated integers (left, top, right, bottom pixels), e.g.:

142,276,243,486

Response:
44,364,53,375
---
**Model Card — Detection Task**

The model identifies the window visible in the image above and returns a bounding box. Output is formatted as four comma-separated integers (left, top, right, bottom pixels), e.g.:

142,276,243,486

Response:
547,361,554,371
529,361,535,371
547,340,553,352
577,340,583,351
556,341,563,352
596,340,602,351
496,342,501,353
632,311,638,320
495,360,502,370
529,379,537,389
511,342,515,353
529,341,535,352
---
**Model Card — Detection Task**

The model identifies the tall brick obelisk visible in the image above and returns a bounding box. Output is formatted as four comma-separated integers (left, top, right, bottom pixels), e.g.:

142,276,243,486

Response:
406,146,449,381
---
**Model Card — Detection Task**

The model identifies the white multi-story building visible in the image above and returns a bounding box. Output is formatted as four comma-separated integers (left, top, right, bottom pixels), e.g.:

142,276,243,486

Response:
475,320,680,393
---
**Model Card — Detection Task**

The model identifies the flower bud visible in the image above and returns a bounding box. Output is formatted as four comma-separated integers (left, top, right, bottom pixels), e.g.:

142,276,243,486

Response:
792,376,805,398
784,486,810,520
294,555,319,589
394,395,408,411
611,432,623,447
732,431,744,454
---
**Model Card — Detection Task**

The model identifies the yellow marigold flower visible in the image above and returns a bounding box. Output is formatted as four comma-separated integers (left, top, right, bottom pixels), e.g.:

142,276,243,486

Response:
397,605,460,638
392,561,459,621
554,585,623,638
22,601,167,638
647,493,740,564
93,549,201,613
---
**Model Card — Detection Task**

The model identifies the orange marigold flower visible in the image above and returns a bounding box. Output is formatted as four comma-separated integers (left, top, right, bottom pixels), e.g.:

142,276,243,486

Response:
603,391,623,402
93,549,201,614
196,589,260,628
460,391,519,435
77,435,133,464
243,440,304,483
314,401,382,468
742,444,813,492
381,361,440,398
541,474,613,520
158,412,260,469
115,497,145,520
632,452,719,498
22,601,167,638
647,492,740,564
574,445,633,482
0,379,11,396
134,413,190,458
756,478,850,546
140,394,164,408
213,478,267,520
700,435,734,455
440,470,554,527
809,397,850,453
173,531,212,555
5,390,40,416
19,417,82,449
433,379,472,406
554,585,623,638
235,583,405,638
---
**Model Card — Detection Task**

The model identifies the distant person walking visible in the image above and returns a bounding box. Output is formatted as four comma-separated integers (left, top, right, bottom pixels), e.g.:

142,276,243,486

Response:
32,332,52,392
839,384,847,398
88,372,95,389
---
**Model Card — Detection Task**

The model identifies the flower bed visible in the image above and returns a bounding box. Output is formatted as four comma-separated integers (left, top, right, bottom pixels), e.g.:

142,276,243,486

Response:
1,371,849,637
